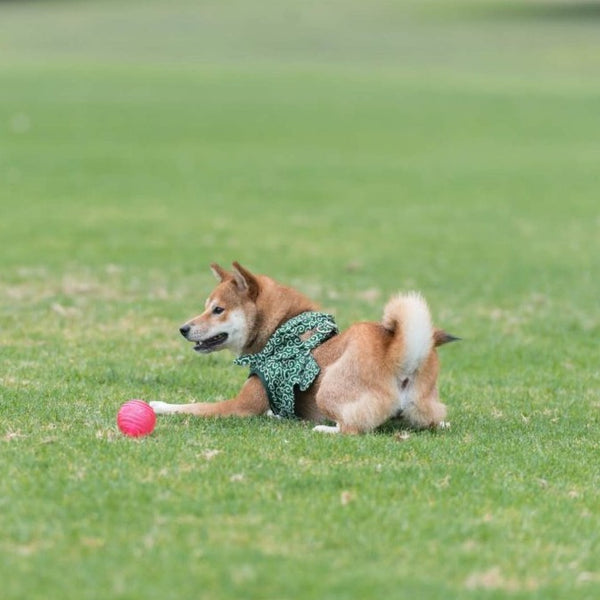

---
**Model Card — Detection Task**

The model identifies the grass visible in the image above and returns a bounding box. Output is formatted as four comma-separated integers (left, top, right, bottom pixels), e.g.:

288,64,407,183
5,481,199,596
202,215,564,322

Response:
1,0,600,598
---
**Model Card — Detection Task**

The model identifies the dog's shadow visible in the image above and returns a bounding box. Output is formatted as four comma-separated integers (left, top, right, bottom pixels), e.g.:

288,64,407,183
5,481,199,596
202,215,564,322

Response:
376,417,449,438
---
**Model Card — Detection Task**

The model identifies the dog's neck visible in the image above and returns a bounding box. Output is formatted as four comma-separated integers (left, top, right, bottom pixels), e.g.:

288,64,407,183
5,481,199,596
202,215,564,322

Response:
242,277,318,355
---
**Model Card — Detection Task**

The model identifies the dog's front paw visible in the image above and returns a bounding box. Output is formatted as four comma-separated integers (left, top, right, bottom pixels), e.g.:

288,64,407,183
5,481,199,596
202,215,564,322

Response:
149,401,172,415
265,410,282,419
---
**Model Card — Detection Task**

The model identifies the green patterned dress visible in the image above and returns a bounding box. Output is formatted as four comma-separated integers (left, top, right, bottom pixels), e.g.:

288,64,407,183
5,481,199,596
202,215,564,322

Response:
234,311,338,419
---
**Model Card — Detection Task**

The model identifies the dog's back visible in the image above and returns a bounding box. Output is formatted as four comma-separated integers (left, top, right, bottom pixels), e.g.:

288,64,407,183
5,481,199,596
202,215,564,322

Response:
309,292,450,433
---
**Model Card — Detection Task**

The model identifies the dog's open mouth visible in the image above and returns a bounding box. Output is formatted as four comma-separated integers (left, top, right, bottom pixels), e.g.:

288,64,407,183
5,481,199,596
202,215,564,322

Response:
194,333,228,352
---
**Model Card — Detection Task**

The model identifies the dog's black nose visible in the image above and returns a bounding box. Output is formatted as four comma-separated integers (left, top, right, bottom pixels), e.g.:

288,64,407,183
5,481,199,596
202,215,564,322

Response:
179,324,191,338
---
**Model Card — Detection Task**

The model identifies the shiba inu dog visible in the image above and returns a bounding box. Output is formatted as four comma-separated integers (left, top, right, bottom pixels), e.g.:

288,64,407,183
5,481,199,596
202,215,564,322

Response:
150,262,458,434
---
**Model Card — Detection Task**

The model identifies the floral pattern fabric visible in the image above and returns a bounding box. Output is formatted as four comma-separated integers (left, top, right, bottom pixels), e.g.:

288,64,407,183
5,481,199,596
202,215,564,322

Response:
234,311,338,419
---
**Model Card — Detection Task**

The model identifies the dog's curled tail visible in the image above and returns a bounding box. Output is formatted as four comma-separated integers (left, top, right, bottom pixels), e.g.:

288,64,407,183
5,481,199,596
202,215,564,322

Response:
382,292,434,375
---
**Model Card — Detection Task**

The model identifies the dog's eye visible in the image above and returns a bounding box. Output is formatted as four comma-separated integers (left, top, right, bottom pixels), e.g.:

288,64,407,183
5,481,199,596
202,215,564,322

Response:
212,306,225,315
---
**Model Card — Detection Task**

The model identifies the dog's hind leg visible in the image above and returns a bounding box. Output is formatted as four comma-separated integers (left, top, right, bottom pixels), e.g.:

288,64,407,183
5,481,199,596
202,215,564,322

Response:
313,423,365,435
314,357,396,434
150,376,269,418
313,423,340,434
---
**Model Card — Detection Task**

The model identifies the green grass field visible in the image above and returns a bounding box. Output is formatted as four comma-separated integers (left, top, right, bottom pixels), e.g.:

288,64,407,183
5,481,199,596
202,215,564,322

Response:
1,1,600,598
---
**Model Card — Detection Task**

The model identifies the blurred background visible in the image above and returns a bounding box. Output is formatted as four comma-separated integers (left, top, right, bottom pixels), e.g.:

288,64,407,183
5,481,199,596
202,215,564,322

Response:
2,3,600,598
1,0,599,318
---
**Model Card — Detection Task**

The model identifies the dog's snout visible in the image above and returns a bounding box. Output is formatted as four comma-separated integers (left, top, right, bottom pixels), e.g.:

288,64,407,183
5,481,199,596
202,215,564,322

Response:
179,324,191,338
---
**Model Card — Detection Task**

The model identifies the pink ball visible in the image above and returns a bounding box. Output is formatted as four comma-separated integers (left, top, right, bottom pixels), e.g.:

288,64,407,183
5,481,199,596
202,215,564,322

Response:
117,400,156,437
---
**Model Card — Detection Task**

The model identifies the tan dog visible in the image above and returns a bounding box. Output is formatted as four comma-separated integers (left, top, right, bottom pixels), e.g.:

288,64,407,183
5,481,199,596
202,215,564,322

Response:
151,262,458,434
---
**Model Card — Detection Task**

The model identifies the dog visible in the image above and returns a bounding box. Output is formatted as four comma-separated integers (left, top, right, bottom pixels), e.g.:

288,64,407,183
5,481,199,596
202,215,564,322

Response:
150,262,458,434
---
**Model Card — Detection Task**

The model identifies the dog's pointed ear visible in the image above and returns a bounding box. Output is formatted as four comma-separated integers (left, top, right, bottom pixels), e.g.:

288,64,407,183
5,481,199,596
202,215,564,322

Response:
210,263,230,282
434,329,461,347
231,262,259,300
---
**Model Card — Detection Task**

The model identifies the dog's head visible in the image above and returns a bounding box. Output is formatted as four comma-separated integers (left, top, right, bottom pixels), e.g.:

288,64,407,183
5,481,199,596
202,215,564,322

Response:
179,262,259,354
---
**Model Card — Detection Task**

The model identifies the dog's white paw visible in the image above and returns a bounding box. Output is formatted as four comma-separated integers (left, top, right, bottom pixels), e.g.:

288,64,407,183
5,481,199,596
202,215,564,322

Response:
149,401,174,415
313,424,340,434
265,410,282,419
438,420,451,430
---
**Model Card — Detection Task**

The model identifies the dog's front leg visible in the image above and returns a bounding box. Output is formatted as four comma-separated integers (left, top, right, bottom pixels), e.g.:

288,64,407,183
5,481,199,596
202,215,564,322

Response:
150,376,269,418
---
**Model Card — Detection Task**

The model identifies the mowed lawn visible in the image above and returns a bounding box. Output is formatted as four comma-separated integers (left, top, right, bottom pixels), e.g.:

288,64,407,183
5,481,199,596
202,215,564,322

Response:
1,1,600,598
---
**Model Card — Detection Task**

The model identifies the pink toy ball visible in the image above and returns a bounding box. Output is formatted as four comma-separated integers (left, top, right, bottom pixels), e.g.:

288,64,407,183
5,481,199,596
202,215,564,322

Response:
117,399,156,437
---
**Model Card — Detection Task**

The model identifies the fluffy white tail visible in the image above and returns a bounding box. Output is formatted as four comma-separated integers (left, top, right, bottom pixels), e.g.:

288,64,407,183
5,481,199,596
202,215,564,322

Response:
382,292,433,374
